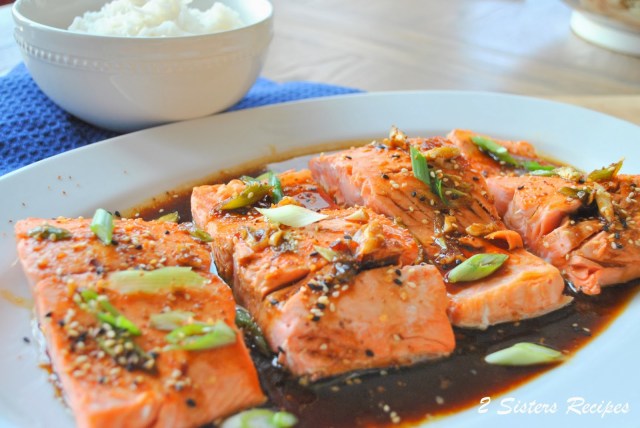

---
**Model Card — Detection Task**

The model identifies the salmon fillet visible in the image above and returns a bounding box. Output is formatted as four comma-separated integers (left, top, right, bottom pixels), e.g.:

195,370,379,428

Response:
192,173,454,379
309,132,571,328
35,273,264,428
16,216,265,426
488,174,640,294
447,129,559,178
250,264,454,380
15,217,211,287
191,170,335,282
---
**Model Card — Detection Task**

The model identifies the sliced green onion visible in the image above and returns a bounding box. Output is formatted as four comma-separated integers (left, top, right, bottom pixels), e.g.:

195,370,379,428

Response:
107,267,209,294
529,166,583,181
594,185,615,223
235,306,271,356
410,145,432,187
484,342,564,366
471,136,518,167
522,161,555,172
410,145,449,204
558,186,593,204
256,205,328,228
166,320,236,351
190,227,213,242
156,211,180,223
268,172,284,204
447,253,508,283
79,289,141,336
313,245,340,262
90,208,114,245
220,183,272,210
27,224,72,241
221,409,298,428
587,159,623,182
150,310,195,331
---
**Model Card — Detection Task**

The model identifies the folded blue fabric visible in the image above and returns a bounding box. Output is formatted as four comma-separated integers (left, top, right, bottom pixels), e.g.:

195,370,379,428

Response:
0,63,360,176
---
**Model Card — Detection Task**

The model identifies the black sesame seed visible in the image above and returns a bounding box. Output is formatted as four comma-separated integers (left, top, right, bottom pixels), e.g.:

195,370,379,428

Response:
394,269,401,276
186,398,197,408
22,337,30,344
165,230,170,235
311,315,321,322
58,320,66,327
45,311,53,318
517,185,525,190
344,235,352,240
393,278,403,286
135,244,143,250
419,196,426,202
616,243,623,249
614,232,621,239
345,155,352,160
381,174,390,180
316,302,326,310
472,177,480,182
269,298,279,306
411,191,417,197
365,349,375,357
111,239,118,246
603,224,610,232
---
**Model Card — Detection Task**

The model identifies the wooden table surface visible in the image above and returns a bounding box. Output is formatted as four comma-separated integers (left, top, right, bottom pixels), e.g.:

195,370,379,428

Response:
2,0,639,124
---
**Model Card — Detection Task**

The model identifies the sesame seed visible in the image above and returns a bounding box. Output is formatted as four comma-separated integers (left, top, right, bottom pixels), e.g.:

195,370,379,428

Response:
185,398,197,408
435,396,445,405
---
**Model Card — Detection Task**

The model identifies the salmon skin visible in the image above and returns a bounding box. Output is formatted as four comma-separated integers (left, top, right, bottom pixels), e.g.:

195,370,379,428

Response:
15,217,265,427
191,171,455,380
309,129,571,328
488,173,640,295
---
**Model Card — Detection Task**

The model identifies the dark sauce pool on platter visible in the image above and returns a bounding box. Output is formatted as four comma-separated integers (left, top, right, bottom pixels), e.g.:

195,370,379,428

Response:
130,149,640,428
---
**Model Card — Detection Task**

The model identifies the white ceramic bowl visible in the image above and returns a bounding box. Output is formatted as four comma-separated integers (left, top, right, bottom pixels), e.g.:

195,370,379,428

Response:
12,0,273,132
562,0,640,56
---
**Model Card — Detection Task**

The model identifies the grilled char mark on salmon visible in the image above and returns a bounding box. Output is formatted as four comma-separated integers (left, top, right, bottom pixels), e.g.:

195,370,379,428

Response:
488,174,640,295
447,129,559,178
15,218,211,288
191,170,335,282
35,273,264,428
240,263,454,380
309,132,571,328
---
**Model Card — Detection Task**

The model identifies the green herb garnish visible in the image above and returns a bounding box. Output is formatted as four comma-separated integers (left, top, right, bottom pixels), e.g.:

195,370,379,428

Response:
485,342,564,366
27,224,72,241
90,208,114,245
447,253,509,283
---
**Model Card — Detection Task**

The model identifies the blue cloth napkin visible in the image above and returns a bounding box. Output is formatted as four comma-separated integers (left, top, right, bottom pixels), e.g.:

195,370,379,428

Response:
0,63,360,176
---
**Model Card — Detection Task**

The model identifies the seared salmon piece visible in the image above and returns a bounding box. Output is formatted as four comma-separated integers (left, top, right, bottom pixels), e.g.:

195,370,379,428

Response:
310,132,571,328
191,170,335,281
236,263,454,380
232,207,420,298
15,217,211,287
447,129,559,178
34,272,264,428
488,174,640,294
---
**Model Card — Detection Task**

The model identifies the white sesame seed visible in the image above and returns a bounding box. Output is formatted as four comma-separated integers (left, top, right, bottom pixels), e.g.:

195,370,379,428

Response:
435,396,445,405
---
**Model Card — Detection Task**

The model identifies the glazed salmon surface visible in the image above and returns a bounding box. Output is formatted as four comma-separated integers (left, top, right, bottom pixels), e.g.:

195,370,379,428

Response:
447,129,559,178
191,170,335,282
16,216,265,427
15,217,212,287
488,174,640,295
34,274,264,428
309,132,571,328
191,170,455,379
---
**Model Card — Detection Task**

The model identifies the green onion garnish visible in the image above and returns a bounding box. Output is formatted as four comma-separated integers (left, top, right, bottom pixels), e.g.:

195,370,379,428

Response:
107,267,209,294
79,289,141,336
410,145,449,204
587,159,623,182
90,208,114,245
447,253,509,283
256,205,328,228
190,227,213,242
150,310,195,331
165,320,236,351
235,306,271,356
156,211,180,223
521,161,555,172
269,172,285,204
221,409,298,428
220,183,273,210
27,224,72,241
484,342,564,366
471,136,519,167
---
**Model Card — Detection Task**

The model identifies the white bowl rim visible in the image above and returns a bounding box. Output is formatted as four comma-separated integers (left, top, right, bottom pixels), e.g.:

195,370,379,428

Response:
12,0,274,42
